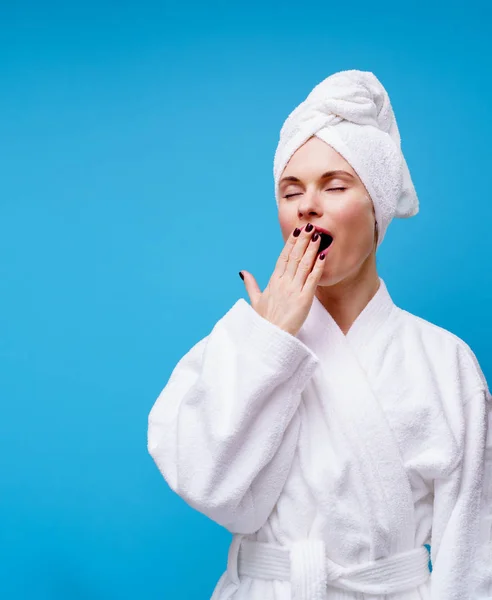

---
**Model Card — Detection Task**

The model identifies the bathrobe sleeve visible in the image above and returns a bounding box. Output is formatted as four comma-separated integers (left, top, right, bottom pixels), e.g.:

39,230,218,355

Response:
147,298,319,534
430,358,492,599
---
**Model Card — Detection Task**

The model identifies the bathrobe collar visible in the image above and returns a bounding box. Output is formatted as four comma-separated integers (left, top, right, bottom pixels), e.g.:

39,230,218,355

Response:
302,277,397,352
297,276,416,557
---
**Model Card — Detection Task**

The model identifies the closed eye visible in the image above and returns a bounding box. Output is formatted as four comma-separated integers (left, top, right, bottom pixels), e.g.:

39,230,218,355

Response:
284,187,346,199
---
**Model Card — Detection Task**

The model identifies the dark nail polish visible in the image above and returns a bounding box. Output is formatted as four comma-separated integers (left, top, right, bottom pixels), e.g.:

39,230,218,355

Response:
293,228,301,237
319,253,326,260
312,232,319,242
305,223,314,232
239,271,244,280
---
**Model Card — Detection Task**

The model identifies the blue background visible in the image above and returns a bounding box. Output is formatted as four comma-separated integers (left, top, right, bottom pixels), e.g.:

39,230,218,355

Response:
1,1,490,598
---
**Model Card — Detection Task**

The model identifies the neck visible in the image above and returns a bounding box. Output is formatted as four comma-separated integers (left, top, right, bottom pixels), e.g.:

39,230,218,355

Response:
315,253,380,335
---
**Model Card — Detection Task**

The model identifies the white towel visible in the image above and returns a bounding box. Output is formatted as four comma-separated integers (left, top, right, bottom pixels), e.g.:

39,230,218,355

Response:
273,70,418,246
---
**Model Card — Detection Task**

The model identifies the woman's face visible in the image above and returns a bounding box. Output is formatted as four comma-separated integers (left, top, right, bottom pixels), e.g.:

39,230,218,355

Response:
277,136,377,287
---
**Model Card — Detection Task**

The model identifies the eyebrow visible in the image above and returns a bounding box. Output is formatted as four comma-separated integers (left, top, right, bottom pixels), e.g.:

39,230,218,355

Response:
279,170,355,186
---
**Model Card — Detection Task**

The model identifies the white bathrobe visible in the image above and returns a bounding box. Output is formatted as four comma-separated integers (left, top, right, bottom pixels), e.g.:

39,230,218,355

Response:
148,278,492,599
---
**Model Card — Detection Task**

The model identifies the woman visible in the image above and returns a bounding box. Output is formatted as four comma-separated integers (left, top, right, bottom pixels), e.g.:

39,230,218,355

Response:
147,70,492,599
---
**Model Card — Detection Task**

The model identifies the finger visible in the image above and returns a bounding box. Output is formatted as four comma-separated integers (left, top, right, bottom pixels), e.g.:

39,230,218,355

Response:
302,250,326,295
240,270,262,305
284,225,314,280
272,226,303,279
293,230,322,288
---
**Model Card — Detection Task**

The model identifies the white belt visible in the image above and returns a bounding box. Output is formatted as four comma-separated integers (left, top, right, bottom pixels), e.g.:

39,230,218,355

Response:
227,536,431,600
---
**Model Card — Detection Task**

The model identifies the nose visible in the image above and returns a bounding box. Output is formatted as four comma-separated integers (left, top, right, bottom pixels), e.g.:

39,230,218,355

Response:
297,189,323,219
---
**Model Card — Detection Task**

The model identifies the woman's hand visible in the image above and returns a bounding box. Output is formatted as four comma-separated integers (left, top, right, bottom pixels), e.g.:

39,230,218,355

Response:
240,224,326,337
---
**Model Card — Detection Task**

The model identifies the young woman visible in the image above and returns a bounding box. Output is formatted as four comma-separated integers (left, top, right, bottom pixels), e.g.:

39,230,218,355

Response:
147,70,492,599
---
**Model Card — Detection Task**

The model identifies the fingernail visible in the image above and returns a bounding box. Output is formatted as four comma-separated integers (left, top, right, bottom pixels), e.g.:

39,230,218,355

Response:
293,228,301,237
239,271,244,280
311,232,319,242
305,223,314,232
319,253,326,260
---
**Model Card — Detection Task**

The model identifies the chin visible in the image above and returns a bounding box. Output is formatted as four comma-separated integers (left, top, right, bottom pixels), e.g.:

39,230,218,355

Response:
316,269,341,288
315,255,358,287
316,251,374,289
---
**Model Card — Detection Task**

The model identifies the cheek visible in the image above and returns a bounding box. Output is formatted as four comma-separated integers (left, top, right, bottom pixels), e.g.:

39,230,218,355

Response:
278,211,296,241
338,202,366,224
337,198,373,230
335,199,375,248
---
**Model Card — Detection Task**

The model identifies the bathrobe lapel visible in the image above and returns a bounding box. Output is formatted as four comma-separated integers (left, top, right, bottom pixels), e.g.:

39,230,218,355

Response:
297,278,415,558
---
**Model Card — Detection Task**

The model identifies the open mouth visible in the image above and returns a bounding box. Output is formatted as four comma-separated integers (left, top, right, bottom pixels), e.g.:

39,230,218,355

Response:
316,231,334,254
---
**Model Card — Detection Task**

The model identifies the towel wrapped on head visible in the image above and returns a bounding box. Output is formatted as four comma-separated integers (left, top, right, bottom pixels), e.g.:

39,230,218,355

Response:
273,70,418,247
